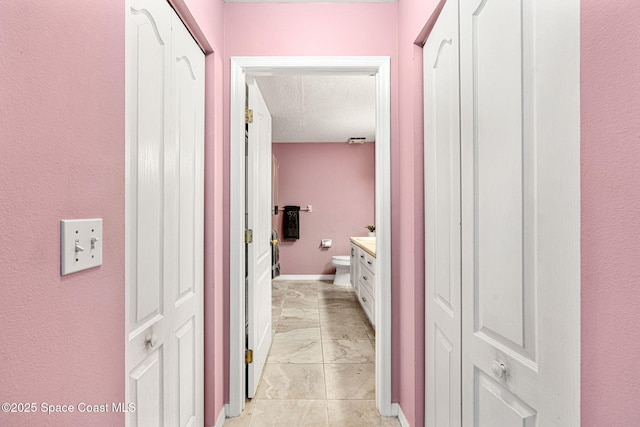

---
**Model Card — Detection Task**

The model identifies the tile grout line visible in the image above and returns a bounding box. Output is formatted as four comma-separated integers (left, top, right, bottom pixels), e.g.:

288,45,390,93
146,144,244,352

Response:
316,280,330,425
316,280,329,404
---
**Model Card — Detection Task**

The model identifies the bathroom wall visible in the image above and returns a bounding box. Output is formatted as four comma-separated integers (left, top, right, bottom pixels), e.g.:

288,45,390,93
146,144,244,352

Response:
272,142,375,275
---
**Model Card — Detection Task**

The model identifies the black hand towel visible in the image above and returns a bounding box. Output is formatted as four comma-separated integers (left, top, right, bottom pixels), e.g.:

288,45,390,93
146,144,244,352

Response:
283,205,300,240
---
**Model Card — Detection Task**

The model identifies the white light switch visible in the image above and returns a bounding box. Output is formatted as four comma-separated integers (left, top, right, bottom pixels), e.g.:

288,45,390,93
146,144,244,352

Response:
60,218,103,275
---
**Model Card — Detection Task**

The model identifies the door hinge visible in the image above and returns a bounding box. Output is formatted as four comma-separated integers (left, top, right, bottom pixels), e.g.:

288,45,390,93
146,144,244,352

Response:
245,108,253,124
244,229,253,244
245,349,253,364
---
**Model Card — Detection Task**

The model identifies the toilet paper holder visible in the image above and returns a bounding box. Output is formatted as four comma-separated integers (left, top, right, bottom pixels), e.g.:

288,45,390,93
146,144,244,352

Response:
321,239,332,248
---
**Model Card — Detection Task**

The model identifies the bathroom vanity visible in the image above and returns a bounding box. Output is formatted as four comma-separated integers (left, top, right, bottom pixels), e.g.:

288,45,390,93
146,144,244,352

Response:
349,237,376,328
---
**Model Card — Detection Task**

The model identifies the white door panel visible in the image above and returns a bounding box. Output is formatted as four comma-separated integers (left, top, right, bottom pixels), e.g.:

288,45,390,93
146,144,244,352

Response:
170,10,204,427
470,0,533,355
424,0,461,425
126,1,204,425
126,1,171,424
127,0,169,338
425,0,579,424
460,0,579,425
247,78,273,398
476,371,536,427
129,350,164,427
461,0,542,421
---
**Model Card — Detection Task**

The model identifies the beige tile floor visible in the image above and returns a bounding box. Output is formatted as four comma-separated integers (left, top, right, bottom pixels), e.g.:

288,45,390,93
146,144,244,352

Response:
226,280,400,427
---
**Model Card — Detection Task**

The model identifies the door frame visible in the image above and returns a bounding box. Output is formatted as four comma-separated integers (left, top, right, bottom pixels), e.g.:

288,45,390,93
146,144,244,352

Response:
228,56,392,417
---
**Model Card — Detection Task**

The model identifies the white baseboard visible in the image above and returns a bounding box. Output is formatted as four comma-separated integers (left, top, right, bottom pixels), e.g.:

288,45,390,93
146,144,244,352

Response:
275,274,335,281
213,405,226,427
391,403,410,427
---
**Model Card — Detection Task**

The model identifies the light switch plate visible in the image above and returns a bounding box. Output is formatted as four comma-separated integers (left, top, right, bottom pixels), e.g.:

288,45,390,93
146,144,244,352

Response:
60,219,103,275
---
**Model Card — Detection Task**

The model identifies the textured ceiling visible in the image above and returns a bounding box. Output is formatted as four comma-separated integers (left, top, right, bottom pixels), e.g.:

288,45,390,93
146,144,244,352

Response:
254,75,376,143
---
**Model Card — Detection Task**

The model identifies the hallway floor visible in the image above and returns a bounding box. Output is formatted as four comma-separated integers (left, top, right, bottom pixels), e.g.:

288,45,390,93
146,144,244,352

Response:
225,280,400,427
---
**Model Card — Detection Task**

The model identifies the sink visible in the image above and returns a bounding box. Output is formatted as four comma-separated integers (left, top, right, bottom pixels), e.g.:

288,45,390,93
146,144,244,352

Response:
356,236,376,242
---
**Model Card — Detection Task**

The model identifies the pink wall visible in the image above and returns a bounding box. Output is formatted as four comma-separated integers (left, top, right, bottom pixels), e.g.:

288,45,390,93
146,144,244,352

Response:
272,143,375,275
581,0,640,424
0,1,226,425
0,2,125,425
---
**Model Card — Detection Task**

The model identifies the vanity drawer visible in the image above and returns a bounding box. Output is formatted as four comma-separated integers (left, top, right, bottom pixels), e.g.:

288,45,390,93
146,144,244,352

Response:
359,284,374,327
362,251,376,273
359,268,374,298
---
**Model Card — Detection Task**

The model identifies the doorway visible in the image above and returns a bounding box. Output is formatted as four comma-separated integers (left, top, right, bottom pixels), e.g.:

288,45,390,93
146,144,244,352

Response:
229,56,392,417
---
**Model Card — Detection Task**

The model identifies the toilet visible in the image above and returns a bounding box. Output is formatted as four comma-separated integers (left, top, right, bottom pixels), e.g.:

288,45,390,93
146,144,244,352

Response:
331,255,351,286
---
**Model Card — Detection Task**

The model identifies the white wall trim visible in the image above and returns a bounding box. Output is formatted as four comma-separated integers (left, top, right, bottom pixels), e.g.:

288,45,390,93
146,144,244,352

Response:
276,274,335,281
391,403,410,427
390,402,399,416
213,405,226,427
229,56,392,418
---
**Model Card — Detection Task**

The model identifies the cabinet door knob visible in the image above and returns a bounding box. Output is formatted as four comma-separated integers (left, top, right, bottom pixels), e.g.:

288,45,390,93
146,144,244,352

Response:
361,296,367,302
362,275,368,281
491,360,507,379
145,333,158,349
367,260,373,265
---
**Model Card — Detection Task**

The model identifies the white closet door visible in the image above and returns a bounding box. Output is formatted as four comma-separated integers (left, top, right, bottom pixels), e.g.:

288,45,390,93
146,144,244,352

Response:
167,9,205,427
459,0,580,426
126,1,204,425
424,0,462,425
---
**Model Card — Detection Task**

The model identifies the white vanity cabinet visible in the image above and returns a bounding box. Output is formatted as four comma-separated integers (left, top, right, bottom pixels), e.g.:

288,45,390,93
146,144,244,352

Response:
358,251,375,327
350,238,376,328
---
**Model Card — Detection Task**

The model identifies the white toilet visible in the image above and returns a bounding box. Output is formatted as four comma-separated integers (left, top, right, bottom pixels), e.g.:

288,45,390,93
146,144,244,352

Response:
331,255,351,286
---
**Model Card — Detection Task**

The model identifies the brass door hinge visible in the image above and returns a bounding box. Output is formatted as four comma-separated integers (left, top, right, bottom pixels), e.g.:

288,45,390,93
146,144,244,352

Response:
245,349,253,364
245,108,253,124
244,229,253,244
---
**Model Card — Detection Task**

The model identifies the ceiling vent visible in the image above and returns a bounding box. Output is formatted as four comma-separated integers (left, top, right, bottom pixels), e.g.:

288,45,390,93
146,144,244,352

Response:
348,137,366,144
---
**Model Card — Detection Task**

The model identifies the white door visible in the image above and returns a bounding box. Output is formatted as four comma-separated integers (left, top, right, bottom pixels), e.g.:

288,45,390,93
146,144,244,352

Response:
423,0,461,425
246,77,273,398
126,0,205,425
459,0,580,425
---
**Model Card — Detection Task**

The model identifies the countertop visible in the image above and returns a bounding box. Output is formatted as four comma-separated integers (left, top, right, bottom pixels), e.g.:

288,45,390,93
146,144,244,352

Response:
350,237,376,258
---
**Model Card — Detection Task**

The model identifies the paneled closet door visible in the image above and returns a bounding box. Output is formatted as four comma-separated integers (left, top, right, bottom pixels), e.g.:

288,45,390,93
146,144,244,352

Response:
126,0,204,425
459,0,580,426
423,0,461,425
167,9,205,427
